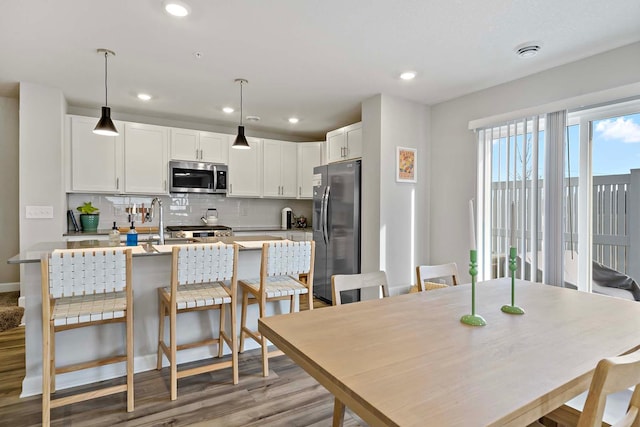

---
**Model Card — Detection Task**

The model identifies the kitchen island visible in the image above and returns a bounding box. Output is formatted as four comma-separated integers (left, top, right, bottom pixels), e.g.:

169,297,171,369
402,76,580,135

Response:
9,236,300,397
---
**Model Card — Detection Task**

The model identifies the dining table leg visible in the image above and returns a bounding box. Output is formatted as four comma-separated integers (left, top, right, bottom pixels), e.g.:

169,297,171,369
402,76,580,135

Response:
332,397,345,427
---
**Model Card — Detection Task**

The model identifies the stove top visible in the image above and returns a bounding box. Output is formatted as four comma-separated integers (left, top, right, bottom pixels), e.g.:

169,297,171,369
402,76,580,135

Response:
166,225,233,238
166,225,232,231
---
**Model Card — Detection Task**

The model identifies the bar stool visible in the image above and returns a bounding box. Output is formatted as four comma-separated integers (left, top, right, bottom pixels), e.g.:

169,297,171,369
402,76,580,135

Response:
156,243,238,400
239,240,315,377
41,248,134,427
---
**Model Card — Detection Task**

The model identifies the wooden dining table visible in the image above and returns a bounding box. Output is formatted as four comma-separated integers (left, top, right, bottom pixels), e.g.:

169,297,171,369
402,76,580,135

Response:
258,278,640,426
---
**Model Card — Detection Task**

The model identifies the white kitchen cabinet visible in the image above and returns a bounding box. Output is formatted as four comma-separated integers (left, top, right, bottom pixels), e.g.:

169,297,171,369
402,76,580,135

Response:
199,131,229,163
263,140,297,198
326,122,362,163
124,122,169,194
170,128,229,164
68,115,124,193
297,142,322,198
227,137,262,197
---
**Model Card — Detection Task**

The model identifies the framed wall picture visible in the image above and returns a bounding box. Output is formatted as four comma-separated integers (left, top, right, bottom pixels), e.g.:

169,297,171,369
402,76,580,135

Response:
396,147,417,183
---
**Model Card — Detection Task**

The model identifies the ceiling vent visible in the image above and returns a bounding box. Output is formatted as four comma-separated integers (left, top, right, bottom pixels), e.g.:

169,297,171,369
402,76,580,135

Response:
515,44,541,58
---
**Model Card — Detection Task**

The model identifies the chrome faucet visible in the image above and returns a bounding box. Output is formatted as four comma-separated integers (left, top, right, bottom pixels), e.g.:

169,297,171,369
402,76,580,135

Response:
150,197,165,244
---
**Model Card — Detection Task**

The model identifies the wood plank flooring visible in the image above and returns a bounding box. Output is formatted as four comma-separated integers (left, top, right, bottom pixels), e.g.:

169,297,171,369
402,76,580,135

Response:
0,297,368,426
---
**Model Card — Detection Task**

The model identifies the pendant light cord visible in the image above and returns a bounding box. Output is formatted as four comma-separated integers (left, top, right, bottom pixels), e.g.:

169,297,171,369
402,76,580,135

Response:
239,80,243,126
104,51,109,107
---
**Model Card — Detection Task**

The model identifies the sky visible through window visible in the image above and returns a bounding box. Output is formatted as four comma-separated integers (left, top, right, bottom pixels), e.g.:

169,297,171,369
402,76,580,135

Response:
593,113,640,176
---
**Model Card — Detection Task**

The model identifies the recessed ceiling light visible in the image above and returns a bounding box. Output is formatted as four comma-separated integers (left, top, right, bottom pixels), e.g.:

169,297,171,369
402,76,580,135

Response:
400,71,416,80
137,93,152,101
222,107,234,113
163,1,190,17
246,115,260,122
288,117,299,124
515,43,542,58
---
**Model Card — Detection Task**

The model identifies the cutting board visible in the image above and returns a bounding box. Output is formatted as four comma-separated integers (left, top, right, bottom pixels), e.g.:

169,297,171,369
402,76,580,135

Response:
118,226,159,233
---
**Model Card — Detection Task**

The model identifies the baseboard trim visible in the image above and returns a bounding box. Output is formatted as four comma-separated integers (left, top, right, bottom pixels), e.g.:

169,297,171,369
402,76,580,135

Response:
0,282,20,293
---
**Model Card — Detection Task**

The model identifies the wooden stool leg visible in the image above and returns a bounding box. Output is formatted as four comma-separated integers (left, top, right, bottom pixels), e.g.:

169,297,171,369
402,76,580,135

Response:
50,323,56,393
157,297,165,370
170,304,177,401
239,291,248,353
42,320,51,427
289,295,295,313
332,398,346,427
259,298,268,377
218,304,225,358
230,299,238,385
126,307,134,412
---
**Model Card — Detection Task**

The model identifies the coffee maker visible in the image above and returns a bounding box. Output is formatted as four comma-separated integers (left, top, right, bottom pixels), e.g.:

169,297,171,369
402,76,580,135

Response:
281,207,292,230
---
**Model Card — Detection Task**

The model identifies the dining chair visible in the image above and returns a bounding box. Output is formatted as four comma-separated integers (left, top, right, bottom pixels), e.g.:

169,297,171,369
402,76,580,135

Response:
156,243,239,401
533,347,640,427
41,248,134,427
239,240,315,377
415,262,459,291
330,270,389,426
331,271,389,305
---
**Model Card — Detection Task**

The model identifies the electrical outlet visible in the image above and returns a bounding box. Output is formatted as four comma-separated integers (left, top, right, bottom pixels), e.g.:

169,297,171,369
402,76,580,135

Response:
26,205,54,219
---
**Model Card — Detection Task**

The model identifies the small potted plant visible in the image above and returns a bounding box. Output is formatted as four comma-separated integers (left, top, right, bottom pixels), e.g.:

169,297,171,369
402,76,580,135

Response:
77,202,100,232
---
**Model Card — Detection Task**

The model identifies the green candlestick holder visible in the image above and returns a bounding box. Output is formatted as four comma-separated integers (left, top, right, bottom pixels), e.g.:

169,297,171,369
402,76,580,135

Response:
461,249,487,326
501,247,525,315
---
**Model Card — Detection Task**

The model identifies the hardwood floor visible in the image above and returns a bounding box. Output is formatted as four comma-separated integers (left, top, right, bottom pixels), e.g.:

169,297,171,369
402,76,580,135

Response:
0,325,25,407
0,297,366,426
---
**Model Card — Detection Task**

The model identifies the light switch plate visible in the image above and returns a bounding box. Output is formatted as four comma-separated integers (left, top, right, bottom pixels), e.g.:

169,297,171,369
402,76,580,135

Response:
26,205,54,219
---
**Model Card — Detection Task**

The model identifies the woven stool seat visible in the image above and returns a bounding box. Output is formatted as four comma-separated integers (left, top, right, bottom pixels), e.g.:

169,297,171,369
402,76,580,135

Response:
161,282,231,309
241,276,309,298
52,292,127,326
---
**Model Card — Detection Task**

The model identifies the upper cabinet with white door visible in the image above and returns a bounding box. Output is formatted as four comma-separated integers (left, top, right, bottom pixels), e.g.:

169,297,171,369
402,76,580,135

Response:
124,122,169,194
297,142,322,198
68,115,124,193
326,122,362,163
170,128,229,164
263,139,297,198
227,137,262,197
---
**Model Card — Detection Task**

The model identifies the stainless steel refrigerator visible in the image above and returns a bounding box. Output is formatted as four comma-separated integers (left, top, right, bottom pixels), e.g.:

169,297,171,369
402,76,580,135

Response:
312,160,361,304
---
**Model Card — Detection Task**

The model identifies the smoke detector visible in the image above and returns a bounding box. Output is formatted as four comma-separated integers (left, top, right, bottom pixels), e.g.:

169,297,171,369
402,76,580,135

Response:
515,43,542,58
246,115,261,122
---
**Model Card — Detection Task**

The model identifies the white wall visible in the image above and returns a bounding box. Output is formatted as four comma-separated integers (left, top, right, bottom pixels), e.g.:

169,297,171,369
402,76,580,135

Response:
19,83,67,253
0,96,19,286
430,42,640,282
362,94,430,292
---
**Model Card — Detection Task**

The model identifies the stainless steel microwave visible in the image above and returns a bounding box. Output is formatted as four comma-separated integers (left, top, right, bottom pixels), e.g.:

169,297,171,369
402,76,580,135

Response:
169,160,227,194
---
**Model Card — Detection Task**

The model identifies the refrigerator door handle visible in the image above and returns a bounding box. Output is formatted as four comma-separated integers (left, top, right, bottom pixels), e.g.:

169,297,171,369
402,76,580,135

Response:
323,186,331,244
319,186,327,245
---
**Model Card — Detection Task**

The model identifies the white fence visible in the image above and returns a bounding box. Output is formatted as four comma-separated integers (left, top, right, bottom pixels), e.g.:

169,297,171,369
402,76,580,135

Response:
491,169,640,281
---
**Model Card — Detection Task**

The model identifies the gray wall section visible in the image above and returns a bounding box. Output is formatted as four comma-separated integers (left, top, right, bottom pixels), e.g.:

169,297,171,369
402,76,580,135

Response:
430,42,640,283
362,94,430,292
0,96,19,284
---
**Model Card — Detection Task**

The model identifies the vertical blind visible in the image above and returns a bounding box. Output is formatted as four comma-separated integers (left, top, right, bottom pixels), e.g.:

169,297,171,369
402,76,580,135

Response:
476,111,567,285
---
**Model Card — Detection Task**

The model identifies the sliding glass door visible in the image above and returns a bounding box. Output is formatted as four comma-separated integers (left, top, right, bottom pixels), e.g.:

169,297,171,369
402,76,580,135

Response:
567,100,640,297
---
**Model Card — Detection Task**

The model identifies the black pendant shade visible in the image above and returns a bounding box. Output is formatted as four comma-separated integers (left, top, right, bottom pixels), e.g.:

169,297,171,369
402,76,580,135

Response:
94,106,119,136
233,125,250,149
93,48,119,136
232,78,250,149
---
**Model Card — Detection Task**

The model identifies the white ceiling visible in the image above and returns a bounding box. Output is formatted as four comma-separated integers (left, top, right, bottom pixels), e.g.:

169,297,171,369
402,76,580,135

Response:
1,0,639,140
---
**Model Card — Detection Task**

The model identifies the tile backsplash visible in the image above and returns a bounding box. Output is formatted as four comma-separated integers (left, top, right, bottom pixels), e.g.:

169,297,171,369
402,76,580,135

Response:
67,193,312,230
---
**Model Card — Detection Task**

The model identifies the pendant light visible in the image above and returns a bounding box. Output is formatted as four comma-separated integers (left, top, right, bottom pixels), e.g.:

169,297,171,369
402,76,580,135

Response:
232,78,250,149
93,48,119,136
